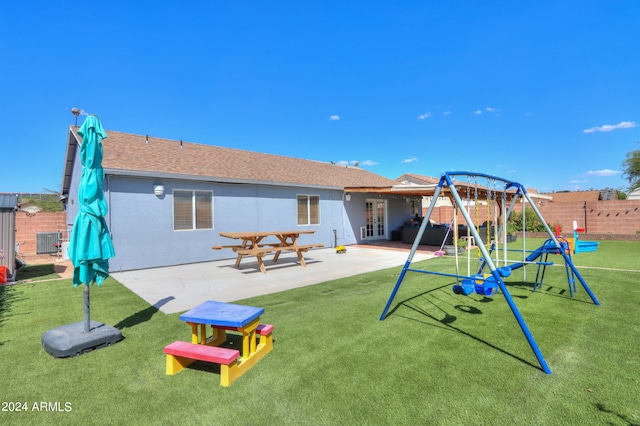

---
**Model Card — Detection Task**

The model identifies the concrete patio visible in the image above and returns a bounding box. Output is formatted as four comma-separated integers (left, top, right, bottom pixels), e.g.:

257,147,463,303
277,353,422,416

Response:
110,245,434,314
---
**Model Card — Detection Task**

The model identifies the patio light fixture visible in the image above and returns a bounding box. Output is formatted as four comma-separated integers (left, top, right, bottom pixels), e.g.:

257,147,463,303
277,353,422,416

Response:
153,185,165,197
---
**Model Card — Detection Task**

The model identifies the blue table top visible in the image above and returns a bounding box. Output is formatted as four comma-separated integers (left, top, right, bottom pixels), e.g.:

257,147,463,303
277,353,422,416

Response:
179,301,264,328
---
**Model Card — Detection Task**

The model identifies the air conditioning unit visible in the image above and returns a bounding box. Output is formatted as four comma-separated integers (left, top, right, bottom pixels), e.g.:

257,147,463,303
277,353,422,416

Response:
36,232,61,254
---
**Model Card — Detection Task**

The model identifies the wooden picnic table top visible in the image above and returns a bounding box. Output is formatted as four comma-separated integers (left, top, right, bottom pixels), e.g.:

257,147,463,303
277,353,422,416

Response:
219,230,316,239
214,230,322,273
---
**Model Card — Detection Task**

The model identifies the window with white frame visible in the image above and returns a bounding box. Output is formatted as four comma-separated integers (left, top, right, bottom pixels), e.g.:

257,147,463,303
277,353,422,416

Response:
173,190,213,230
297,195,320,225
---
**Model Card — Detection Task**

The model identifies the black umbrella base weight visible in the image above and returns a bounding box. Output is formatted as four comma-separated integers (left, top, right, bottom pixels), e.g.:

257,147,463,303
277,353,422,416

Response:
42,321,123,358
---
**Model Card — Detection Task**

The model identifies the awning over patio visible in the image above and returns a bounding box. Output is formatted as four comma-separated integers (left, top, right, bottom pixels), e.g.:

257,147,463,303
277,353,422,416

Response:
344,183,553,203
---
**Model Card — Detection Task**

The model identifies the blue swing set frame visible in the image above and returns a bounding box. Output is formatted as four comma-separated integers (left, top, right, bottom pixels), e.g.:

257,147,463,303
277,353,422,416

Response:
379,171,600,375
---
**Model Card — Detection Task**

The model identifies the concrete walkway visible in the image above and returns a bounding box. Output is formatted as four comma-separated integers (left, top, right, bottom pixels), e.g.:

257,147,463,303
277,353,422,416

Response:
111,247,432,314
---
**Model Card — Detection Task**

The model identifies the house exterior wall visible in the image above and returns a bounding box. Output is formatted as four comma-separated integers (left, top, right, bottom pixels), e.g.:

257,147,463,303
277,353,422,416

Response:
65,146,83,230
62,137,416,272
101,175,403,271
59,174,416,272
388,196,419,233
343,192,418,242
107,176,215,271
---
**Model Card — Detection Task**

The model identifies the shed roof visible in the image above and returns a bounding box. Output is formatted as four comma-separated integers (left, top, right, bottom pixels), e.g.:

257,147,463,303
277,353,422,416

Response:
0,194,18,210
63,127,397,194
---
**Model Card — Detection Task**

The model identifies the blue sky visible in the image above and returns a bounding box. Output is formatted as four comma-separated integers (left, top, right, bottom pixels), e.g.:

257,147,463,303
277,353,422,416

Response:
2,1,639,194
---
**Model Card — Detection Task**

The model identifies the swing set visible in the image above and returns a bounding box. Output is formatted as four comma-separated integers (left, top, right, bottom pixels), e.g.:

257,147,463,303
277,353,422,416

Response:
380,171,600,375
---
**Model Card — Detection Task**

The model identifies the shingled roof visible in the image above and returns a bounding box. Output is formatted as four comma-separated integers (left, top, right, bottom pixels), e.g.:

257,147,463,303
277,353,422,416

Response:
395,173,440,185
63,127,397,191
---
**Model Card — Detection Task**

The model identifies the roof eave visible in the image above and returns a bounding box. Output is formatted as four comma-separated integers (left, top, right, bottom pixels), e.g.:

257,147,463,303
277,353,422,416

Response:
60,127,81,197
103,168,347,191
343,184,437,197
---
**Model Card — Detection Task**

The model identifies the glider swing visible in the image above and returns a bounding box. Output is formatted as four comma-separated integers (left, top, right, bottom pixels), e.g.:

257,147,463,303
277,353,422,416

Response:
451,175,507,297
379,171,601,375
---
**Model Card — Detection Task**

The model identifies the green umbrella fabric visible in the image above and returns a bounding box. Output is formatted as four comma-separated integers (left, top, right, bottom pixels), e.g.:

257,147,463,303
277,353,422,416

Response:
68,115,115,287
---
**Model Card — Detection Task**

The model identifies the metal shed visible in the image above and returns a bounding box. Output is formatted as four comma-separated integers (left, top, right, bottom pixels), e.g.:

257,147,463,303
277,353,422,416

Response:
0,193,18,281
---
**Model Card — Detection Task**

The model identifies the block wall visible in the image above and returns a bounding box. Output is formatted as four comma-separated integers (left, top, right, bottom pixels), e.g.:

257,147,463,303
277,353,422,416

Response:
526,200,640,235
15,211,68,254
424,200,640,235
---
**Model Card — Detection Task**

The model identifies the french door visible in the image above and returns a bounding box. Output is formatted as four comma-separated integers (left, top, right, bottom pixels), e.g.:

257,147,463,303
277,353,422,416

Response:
365,199,387,240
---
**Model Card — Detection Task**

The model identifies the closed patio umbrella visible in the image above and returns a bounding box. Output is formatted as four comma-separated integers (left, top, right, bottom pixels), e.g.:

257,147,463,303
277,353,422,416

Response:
42,115,122,357
67,114,115,332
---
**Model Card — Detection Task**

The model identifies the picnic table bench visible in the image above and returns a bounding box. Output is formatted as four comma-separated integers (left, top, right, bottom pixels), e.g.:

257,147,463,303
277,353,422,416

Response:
164,301,275,387
212,230,324,273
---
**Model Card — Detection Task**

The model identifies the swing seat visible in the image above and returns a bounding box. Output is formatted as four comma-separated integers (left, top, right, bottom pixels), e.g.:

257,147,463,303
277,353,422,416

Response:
474,283,498,296
498,266,512,277
472,274,498,296
452,280,475,295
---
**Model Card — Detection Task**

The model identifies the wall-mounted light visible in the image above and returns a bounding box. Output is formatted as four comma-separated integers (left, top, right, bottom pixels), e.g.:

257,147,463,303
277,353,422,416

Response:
153,184,165,197
345,193,351,201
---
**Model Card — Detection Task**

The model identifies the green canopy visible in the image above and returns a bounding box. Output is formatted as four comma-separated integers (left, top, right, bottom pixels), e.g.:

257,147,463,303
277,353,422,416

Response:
68,115,115,286
67,115,115,332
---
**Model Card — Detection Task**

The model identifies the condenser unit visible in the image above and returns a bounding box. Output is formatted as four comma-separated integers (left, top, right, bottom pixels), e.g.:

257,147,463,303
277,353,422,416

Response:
36,232,61,254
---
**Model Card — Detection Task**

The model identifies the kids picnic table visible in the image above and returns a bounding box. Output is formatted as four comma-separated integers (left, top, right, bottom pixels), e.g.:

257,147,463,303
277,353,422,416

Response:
164,300,274,386
212,230,324,273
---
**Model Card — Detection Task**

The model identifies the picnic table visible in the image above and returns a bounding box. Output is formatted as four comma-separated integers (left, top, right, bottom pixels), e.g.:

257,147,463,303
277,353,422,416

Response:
212,230,324,273
164,300,274,386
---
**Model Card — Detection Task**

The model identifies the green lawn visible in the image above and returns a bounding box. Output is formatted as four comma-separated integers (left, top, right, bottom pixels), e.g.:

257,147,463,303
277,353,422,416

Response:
1,239,639,425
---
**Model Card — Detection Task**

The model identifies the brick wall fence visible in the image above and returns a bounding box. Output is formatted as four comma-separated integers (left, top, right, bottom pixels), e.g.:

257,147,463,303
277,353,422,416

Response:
536,200,640,236
424,199,640,238
518,232,640,242
15,211,68,254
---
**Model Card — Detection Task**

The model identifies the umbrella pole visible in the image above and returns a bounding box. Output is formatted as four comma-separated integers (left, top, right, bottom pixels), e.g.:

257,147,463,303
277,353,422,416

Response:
83,285,91,333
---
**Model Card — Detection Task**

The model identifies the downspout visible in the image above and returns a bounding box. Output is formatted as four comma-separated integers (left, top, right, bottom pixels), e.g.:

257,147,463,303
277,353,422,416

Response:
106,174,113,231
341,190,347,246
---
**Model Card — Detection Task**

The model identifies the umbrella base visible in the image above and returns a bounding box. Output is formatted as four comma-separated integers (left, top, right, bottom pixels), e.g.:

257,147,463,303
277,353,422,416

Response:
42,321,123,358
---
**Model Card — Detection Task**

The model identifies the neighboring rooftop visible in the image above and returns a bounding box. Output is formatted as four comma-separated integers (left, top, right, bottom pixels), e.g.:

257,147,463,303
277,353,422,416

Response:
396,173,440,186
542,190,602,203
